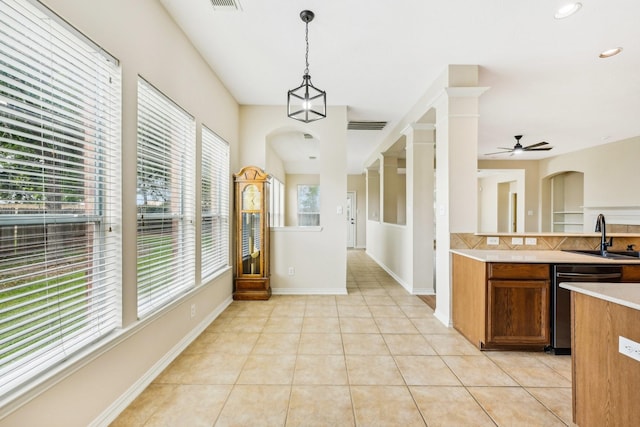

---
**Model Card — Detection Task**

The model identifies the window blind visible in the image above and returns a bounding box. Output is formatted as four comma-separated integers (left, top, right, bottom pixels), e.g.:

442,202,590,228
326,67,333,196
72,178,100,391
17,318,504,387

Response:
0,0,121,395
201,126,229,280
136,78,195,317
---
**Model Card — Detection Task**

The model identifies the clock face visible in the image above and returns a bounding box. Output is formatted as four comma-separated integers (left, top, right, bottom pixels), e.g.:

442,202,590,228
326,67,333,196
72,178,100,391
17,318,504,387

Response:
242,184,261,210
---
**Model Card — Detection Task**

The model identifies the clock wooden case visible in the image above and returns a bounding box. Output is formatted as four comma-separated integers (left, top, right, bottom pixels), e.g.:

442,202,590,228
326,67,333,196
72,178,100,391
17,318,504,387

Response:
233,166,271,300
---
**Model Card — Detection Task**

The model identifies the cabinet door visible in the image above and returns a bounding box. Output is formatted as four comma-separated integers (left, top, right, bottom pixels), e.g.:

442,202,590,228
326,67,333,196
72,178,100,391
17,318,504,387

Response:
487,279,550,346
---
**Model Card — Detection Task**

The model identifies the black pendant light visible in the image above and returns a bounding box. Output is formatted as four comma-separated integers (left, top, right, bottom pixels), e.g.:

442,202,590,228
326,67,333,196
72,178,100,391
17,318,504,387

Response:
287,10,326,123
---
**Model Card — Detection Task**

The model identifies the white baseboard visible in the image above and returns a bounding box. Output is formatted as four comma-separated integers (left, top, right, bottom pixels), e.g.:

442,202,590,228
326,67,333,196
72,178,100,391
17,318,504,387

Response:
91,296,233,427
364,250,413,293
433,308,452,327
272,288,348,295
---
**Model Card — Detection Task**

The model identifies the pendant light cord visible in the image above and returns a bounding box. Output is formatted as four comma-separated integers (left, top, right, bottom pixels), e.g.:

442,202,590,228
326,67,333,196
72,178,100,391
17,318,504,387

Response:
304,21,309,75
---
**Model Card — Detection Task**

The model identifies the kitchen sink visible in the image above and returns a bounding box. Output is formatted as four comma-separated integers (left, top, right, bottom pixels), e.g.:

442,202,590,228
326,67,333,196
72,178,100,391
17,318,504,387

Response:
563,249,640,259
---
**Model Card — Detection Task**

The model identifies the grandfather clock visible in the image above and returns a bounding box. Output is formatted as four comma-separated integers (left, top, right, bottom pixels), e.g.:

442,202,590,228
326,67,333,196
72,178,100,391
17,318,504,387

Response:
234,166,271,300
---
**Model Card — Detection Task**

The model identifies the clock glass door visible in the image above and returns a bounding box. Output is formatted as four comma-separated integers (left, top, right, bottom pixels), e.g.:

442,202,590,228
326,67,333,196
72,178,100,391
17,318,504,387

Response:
241,212,261,274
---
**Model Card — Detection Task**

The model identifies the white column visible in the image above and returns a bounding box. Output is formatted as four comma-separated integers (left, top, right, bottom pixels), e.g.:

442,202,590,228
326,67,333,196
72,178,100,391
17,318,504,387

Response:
403,123,435,294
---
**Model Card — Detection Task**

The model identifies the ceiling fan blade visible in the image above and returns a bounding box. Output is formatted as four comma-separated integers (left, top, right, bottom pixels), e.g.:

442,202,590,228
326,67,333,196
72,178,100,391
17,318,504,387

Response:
484,150,512,155
523,141,549,149
524,147,553,151
497,147,514,150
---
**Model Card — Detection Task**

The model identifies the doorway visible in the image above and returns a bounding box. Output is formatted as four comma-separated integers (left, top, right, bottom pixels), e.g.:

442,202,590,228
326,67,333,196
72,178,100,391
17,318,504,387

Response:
346,191,356,248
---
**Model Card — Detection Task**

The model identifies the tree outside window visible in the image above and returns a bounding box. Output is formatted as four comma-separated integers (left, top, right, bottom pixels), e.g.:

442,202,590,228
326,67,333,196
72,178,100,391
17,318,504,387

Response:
297,184,320,226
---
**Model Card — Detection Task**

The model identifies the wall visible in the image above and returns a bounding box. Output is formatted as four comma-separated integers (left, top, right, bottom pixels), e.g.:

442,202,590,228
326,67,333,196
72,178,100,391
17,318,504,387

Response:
240,105,348,295
1,0,239,425
347,174,367,248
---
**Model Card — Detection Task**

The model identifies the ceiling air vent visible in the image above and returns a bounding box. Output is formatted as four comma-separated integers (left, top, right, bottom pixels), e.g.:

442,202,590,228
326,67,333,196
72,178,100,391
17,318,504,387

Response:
210,0,242,11
347,121,387,131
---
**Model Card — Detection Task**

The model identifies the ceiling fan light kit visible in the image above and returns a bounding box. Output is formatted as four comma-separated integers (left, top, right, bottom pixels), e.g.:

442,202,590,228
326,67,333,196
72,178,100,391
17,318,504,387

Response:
485,135,554,156
287,10,326,123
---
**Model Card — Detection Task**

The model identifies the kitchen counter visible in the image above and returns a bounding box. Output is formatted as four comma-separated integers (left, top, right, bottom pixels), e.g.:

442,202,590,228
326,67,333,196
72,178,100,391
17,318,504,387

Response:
451,249,640,264
560,282,640,311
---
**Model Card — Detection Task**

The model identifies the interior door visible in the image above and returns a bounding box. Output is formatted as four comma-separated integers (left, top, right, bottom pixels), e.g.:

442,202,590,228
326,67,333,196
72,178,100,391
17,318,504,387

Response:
346,191,356,247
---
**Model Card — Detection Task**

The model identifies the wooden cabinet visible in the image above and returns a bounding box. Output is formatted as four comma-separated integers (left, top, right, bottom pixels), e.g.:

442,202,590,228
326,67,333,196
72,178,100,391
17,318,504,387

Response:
452,254,550,350
621,264,640,282
571,291,640,426
487,263,550,347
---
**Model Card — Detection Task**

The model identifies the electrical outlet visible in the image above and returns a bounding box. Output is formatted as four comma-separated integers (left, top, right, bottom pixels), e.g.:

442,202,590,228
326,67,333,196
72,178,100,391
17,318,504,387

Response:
487,236,499,245
525,237,537,245
511,237,524,245
619,336,640,362
190,304,196,319
288,267,295,276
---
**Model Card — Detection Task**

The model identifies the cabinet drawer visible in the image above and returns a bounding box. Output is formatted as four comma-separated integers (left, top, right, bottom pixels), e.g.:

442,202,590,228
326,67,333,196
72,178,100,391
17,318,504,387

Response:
488,263,550,280
621,265,640,282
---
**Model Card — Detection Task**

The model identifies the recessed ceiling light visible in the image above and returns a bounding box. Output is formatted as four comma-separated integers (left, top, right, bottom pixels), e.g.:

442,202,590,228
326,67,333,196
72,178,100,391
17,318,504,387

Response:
599,47,623,58
554,2,582,19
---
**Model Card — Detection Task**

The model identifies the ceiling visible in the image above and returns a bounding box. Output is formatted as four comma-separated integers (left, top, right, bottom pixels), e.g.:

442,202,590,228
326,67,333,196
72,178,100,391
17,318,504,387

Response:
160,0,640,174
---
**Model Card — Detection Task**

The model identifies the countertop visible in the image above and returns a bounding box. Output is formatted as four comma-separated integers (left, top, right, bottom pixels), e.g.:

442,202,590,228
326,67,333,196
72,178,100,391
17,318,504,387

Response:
560,282,640,311
450,249,640,264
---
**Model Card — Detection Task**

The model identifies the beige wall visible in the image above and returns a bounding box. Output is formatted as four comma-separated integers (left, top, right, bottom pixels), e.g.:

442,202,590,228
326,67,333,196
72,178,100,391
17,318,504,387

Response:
347,174,367,248
240,105,348,294
1,1,238,425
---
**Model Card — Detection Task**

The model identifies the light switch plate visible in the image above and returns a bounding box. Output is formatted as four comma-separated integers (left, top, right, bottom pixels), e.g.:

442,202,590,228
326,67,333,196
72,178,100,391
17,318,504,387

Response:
487,236,499,245
619,336,640,362
511,237,524,245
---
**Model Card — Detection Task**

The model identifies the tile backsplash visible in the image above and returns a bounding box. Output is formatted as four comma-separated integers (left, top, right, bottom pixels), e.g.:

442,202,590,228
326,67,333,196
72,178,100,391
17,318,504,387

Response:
451,232,640,252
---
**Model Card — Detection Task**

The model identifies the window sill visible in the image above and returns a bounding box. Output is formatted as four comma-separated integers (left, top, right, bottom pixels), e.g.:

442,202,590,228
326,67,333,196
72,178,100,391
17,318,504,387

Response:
271,226,323,232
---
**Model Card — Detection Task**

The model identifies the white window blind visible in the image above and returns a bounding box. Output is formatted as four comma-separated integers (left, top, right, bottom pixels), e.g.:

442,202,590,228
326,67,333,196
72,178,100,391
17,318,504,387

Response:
137,78,195,318
0,0,121,395
201,126,229,280
297,184,320,226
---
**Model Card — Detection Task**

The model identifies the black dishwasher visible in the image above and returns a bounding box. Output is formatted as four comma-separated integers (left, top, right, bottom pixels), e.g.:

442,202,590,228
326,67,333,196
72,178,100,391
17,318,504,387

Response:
548,264,622,354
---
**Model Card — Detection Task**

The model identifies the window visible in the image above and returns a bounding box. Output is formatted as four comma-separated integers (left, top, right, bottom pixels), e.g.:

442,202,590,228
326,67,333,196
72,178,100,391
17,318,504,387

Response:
0,0,120,395
297,184,320,226
269,176,284,227
136,78,195,317
201,126,229,279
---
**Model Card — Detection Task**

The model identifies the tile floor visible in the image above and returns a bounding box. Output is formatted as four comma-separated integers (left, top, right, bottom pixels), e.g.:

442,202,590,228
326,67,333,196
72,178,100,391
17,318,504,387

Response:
111,249,575,426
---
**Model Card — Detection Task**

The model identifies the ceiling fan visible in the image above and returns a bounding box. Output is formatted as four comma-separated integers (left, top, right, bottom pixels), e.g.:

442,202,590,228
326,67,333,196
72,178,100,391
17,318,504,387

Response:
485,135,553,156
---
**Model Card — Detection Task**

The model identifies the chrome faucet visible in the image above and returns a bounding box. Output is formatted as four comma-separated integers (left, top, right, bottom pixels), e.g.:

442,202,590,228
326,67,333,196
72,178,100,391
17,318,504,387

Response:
595,213,613,255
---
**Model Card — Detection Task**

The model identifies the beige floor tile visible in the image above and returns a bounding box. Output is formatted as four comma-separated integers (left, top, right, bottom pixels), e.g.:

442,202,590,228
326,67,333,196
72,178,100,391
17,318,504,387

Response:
364,295,396,305
368,304,406,318
468,386,566,426
375,317,420,334
399,304,434,318
236,354,296,385
298,333,343,355
293,355,348,385
342,333,390,355
154,353,246,385
410,386,496,427
286,385,355,427
411,317,457,335
110,384,176,426
143,384,231,427
336,294,365,305
487,352,572,387
424,334,483,355
223,316,268,333
535,353,573,381
359,287,389,296
345,355,405,385
441,355,518,386
305,295,337,305
251,333,300,354
350,385,426,426
304,304,338,317
203,332,259,354
383,334,437,356
271,304,306,317
526,387,575,425
339,317,379,333
182,332,219,354
392,296,429,306
233,303,274,317
337,304,372,318
263,316,303,333
394,355,461,386
215,385,290,427
302,316,341,333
